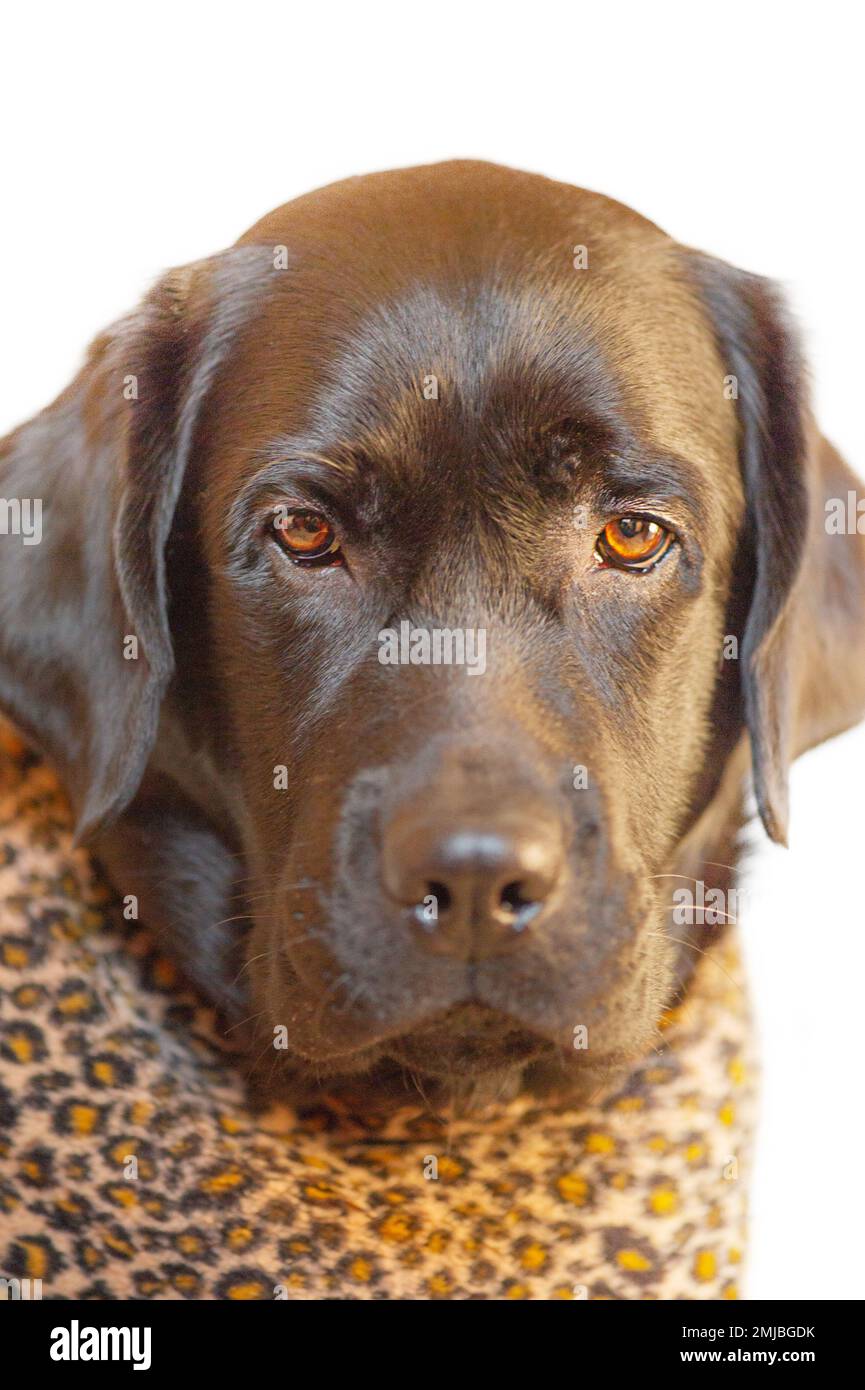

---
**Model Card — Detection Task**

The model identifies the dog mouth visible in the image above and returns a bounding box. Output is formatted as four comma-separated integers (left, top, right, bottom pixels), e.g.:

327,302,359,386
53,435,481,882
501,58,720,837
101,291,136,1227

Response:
384,1002,555,1075
271,929,563,1073
258,830,671,1093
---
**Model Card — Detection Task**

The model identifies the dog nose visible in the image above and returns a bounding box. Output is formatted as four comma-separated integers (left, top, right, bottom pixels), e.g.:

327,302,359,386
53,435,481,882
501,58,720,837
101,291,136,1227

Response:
381,810,565,959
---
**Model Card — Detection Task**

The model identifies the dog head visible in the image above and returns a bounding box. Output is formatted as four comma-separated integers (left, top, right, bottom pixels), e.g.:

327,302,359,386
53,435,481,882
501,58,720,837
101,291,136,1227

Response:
2,161,864,1098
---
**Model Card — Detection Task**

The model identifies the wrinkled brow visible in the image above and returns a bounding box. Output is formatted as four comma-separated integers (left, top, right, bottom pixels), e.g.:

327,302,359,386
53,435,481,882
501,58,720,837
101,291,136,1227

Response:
223,447,370,559
225,444,713,560
595,448,713,529
537,417,714,529
234,445,365,504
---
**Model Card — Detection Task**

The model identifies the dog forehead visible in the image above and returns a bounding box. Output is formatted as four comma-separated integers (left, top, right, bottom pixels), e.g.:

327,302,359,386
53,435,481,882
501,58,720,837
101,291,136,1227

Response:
236,159,666,254
204,164,737,493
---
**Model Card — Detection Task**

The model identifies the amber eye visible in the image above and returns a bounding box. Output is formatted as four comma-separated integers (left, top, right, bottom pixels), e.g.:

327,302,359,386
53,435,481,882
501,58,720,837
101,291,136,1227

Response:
596,517,673,571
273,509,341,564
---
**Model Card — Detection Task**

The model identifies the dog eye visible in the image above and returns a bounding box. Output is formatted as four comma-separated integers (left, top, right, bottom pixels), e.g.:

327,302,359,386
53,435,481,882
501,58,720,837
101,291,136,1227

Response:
596,517,673,571
272,509,342,565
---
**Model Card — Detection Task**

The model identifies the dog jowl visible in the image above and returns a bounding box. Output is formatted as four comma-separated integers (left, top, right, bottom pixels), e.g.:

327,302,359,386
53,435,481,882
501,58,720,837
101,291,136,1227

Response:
1,161,864,1106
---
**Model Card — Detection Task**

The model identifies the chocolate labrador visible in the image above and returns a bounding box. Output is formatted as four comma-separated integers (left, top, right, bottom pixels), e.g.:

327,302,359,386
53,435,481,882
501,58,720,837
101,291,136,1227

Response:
1,161,863,1107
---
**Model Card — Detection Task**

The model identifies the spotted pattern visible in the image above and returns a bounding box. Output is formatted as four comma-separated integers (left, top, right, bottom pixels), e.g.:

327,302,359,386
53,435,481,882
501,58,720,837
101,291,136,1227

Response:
0,726,756,1299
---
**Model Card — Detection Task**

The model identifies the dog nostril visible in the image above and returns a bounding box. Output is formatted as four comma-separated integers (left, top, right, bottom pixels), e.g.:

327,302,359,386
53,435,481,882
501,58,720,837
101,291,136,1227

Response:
499,881,529,913
426,881,452,913
410,880,452,929
497,880,542,928
382,806,565,958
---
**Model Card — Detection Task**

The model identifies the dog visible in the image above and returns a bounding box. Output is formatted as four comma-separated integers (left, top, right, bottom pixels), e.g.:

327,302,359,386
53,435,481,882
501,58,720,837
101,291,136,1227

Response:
1,160,863,1108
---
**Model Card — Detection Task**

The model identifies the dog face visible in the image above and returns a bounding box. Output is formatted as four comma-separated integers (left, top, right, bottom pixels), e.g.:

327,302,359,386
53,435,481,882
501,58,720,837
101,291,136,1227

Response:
191,174,748,1086
2,162,864,1099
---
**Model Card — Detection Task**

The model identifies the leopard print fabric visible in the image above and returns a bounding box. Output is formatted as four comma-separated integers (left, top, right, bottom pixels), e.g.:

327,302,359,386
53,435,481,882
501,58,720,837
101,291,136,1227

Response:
0,727,756,1300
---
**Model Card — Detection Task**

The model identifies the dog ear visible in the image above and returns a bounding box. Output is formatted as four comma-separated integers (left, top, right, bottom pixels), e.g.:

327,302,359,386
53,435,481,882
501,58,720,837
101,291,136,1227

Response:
688,254,865,844
0,245,273,841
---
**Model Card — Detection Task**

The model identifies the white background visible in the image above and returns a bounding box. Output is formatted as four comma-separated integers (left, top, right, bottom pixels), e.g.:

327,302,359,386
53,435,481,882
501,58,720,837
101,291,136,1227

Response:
1,1,862,1299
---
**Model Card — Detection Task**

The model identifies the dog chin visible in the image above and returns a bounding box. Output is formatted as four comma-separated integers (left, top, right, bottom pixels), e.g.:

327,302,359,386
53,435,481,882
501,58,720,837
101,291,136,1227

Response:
248,978,644,1112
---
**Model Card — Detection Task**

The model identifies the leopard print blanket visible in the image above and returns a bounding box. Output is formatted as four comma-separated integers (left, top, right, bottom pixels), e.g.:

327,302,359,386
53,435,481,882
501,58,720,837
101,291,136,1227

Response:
0,727,756,1300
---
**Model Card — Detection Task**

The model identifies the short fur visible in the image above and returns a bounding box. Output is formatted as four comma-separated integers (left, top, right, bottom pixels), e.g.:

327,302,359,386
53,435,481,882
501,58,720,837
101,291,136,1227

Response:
1,161,863,1107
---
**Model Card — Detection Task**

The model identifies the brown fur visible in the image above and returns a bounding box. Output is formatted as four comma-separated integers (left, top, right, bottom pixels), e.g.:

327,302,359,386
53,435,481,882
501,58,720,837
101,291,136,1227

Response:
1,161,863,1107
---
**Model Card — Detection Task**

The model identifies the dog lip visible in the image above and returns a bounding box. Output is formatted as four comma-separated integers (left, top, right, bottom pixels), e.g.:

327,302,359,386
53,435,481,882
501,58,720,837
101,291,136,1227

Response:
406,1001,505,1033
386,1001,550,1067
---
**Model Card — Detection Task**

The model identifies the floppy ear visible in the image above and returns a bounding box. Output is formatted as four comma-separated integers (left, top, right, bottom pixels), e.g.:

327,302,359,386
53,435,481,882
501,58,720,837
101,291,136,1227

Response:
0,245,273,841
689,254,865,844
